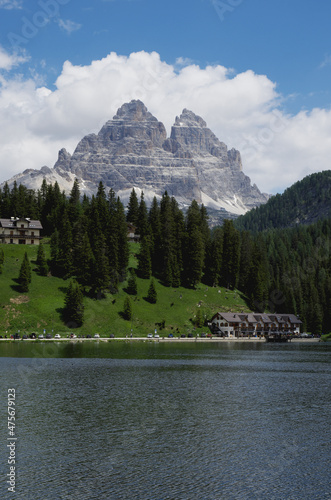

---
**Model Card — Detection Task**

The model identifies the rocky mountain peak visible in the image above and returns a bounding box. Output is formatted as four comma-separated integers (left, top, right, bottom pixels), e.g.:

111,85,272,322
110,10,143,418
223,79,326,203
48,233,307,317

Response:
113,99,157,122
169,108,228,157
97,99,167,148
174,109,207,128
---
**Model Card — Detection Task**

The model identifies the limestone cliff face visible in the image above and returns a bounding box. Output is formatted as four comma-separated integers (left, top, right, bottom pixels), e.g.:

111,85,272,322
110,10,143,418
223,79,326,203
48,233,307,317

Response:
1,100,268,215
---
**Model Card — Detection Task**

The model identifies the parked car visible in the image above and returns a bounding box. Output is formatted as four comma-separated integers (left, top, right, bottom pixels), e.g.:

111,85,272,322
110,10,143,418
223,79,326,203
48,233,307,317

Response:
109,334,115,338
201,333,206,338
147,333,153,338
22,334,28,340
188,333,193,338
86,334,92,338
54,334,61,339
46,334,52,339
154,334,160,338
181,334,186,338
94,334,100,338
168,333,174,338
38,334,44,339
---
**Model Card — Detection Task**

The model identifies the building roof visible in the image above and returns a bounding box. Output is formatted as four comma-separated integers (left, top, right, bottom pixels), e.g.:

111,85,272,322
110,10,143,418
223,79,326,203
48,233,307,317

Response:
0,217,43,229
212,313,242,323
212,312,301,325
285,314,302,324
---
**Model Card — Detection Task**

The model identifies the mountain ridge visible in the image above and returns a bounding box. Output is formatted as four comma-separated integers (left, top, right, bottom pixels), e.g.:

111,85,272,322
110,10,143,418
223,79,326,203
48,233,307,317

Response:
1,100,268,216
235,170,331,231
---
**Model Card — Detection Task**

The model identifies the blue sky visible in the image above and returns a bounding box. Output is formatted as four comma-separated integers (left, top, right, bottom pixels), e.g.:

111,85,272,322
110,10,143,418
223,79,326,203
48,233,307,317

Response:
1,0,331,193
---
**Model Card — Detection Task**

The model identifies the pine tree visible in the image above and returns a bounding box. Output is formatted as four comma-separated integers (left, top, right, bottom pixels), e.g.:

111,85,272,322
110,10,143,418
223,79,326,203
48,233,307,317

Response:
91,234,111,298
10,181,20,217
68,178,82,226
195,308,204,328
159,192,178,286
63,280,84,327
74,229,94,290
57,210,73,278
115,197,130,278
106,189,119,274
126,188,139,226
137,191,149,239
183,227,205,287
148,196,162,274
0,248,4,273
137,236,152,279
42,181,66,236
127,271,138,295
146,278,157,304
1,182,11,218
171,197,184,287
36,243,48,276
200,204,210,247
204,227,223,286
182,200,207,287
246,239,269,311
18,252,31,292
96,181,109,228
238,231,254,292
221,220,240,289
123,296,133,320
86,197,111,296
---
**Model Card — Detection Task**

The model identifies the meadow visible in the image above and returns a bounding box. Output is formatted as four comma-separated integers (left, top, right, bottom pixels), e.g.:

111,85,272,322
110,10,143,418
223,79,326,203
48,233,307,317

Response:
0,242,250,337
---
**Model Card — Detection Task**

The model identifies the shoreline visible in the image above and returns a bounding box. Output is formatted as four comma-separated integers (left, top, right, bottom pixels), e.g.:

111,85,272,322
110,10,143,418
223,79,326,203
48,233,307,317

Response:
0,337,321,343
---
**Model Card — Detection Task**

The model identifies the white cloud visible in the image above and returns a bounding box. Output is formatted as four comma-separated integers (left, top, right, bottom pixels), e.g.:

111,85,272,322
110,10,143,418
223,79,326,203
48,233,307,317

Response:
0,50,331,194
0,0,22,9
319,54,331,69
0,46,29,70
56,19,82,35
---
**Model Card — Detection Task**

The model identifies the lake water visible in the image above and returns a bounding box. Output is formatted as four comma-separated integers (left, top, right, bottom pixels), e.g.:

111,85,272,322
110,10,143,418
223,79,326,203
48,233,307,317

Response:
0,341,330,500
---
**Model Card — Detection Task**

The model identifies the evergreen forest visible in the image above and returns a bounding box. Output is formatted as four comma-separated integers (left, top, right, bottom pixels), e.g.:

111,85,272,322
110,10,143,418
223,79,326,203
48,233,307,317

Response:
0,177,330,334
235,170,331,232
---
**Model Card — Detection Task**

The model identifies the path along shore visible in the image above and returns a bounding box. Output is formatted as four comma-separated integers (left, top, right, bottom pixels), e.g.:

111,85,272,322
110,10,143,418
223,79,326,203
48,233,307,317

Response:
0,337,321,343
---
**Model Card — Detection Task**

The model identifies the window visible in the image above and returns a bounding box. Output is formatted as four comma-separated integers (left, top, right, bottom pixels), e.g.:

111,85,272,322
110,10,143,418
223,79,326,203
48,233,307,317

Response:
31,240,34,244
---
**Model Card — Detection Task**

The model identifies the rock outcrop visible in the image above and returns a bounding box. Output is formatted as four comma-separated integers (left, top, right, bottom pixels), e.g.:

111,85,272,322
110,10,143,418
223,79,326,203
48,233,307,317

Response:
1,100,268,215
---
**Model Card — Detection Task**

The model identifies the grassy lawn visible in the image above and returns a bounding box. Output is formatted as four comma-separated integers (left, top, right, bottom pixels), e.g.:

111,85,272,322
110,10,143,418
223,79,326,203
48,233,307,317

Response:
0,242,250,337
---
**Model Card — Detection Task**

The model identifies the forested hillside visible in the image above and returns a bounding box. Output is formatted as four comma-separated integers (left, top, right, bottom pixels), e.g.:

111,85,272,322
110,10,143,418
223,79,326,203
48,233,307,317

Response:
236,170,331,232
0,179,330,334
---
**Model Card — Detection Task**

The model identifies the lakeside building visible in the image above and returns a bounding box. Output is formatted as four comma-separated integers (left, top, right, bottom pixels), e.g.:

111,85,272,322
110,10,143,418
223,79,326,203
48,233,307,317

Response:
127,223,140,242
0,217,43,245
211,312,302,337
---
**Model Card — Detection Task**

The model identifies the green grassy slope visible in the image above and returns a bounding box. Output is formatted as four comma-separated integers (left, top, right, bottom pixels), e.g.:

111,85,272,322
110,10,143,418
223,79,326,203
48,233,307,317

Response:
0,243,250,337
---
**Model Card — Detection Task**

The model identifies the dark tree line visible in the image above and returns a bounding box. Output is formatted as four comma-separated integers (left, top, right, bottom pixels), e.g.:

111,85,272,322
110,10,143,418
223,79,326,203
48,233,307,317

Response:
49,181,130,297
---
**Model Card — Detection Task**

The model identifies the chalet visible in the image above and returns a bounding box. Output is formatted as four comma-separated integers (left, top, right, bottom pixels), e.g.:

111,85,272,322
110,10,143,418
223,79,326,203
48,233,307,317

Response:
0,217,43,245
211,312,302,337
127,223,140,242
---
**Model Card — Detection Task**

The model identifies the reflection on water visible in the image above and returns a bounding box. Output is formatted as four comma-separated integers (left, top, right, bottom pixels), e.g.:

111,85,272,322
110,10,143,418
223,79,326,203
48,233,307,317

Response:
0,342,330,499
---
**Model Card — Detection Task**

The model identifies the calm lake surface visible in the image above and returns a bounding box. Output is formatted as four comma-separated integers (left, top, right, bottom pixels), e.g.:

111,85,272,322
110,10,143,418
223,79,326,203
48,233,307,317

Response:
0,341,330,500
